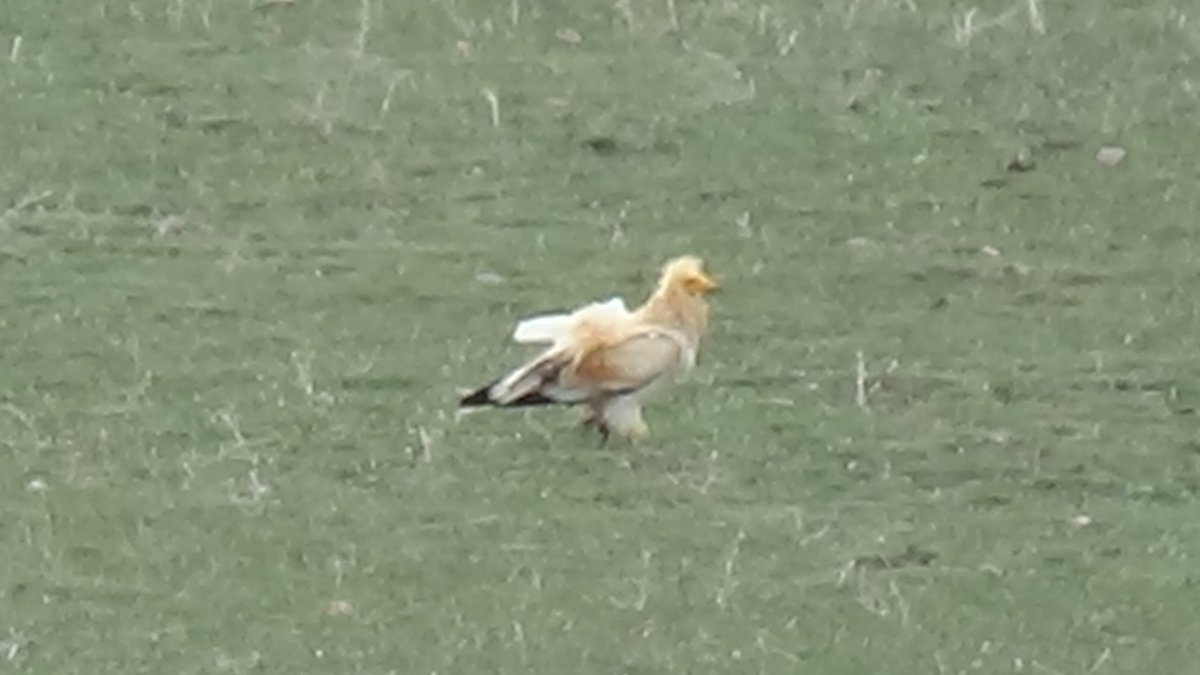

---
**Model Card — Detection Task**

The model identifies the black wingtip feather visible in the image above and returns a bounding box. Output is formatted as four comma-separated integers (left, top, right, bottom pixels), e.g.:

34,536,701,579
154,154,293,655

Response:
458,384,562,408
459,384,495,407
507,392,559,407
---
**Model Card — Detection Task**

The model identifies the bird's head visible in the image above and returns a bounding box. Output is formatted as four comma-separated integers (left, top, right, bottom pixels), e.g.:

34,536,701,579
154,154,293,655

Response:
659,255,719,297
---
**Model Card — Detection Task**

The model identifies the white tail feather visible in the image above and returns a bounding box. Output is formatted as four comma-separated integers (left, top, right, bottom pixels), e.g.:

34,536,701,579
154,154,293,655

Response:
580,296,630,319
512,296,630,345
513,315,571,344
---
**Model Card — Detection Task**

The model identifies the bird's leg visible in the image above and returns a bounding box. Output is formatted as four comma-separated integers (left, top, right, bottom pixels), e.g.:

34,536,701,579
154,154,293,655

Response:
578,404,611,446
579,403,601,430
596,421,611,447
581,415,611,446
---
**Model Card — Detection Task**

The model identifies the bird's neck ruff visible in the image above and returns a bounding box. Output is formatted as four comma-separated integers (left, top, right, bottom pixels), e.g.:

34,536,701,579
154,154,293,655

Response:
636,285,709,346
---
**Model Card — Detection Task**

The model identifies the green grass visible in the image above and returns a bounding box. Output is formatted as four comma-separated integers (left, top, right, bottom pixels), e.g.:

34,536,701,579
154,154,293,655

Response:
3,0,1200,671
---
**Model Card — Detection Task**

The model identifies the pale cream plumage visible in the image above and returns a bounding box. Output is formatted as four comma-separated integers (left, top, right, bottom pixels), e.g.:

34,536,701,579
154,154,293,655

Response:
459,255,718,441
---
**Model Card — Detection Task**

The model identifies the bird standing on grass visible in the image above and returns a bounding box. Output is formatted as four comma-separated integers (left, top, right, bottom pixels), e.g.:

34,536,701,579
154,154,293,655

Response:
459,255,719,442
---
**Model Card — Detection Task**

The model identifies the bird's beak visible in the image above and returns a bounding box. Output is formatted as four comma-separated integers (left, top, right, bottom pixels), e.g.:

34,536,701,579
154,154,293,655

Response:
695,273,720,295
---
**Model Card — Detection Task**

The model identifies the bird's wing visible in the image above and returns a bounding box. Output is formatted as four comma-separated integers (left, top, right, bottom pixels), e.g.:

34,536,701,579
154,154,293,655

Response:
560,326,691,394
481,348,578,405
470,325,689,408
512,296,630,345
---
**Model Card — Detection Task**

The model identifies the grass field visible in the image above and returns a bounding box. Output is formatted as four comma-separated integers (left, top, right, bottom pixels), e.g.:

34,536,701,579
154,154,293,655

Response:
3,0,1200,672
